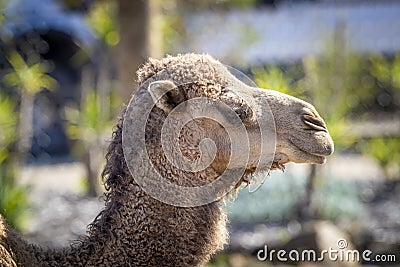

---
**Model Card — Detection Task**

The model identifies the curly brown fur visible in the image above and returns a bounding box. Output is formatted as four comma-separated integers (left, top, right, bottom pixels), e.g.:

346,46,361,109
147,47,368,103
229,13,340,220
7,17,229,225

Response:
0,54,232,267
1,111,227,267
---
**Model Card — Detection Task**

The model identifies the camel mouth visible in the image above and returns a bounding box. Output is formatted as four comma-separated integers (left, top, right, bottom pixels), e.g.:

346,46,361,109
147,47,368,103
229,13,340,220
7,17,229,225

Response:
287,139,330,164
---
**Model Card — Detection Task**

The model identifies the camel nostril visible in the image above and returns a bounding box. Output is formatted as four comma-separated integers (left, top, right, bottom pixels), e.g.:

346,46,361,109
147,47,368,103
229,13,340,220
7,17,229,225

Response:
302,114,327,132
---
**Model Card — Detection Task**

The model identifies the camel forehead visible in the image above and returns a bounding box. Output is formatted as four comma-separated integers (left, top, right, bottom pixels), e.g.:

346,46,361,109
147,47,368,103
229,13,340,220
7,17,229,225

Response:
137,54,235,89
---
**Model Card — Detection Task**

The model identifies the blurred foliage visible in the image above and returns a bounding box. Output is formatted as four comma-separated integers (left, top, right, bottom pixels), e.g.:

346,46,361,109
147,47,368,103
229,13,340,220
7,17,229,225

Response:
360,55,400,179
0,96,17,163
3,51,57,94
0,94,30,231
0,47,54,228
252,65,305,98
370,54,400,91
3,50,57,156
86,0,119,47
359,137,400,180
0,164,30,231
0,0,30,230
64,76,118,195
65,89,115,150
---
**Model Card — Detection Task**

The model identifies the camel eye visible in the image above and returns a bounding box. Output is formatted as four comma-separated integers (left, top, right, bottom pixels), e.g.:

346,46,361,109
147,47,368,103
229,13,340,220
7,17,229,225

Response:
234,104,253,123
221,102,254,125
220,92,255,125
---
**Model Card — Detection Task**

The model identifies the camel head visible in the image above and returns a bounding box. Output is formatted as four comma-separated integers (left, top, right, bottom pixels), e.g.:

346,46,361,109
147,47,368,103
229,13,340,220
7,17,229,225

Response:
147,79,333,168
123,54,334,206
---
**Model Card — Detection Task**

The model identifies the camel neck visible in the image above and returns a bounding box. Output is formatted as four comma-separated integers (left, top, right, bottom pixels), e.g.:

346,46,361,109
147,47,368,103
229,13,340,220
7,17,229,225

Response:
36,118,228,266
41,181,227,266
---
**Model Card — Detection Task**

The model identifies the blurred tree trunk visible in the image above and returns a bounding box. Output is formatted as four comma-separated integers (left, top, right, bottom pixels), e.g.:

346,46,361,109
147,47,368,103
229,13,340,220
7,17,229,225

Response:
294,164,318,221
303,164,317,219
83,148,100,197
18,91,34,160
78,64,111,197
117,0,162,100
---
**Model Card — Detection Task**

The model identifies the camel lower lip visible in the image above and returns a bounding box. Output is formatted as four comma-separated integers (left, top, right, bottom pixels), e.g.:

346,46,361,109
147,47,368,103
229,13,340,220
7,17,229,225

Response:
302,150,327,164
288,139,329,164
311,154,326,164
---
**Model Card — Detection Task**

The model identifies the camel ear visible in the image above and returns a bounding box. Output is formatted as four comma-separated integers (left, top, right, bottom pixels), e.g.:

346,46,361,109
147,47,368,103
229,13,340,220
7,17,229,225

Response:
148,80,185,113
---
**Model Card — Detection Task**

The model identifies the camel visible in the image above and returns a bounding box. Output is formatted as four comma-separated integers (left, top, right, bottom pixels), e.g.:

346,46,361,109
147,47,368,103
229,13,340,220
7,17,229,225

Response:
0,54,333,266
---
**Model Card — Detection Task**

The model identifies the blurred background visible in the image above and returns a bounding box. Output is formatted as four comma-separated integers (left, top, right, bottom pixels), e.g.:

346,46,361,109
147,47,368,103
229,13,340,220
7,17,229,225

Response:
0,0,399,266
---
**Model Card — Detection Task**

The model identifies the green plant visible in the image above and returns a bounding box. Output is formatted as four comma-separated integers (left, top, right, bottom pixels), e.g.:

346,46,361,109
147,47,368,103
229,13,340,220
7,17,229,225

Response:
0,0,30,230
86,0,119,47
252,65,306,98
66,90,113,139
1,48,57,228
360,54,400,179
3,51,57,157
65,86,117,196
3,52,56,93
369,53,400,91
359,137,400,180
0,164,31,231
0,96,17,162
0,94,30,231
